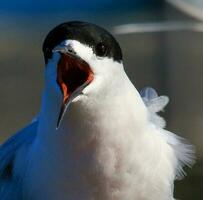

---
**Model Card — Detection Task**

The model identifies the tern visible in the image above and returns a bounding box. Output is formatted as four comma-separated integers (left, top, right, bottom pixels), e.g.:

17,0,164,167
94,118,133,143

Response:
0,21,195,200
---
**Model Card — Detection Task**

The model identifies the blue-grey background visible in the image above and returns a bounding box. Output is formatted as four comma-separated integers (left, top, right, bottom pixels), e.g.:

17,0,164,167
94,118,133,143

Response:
0,0,202,199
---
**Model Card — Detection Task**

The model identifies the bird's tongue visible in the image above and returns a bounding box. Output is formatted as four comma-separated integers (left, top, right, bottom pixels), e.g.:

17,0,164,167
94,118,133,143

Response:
57,54,93,103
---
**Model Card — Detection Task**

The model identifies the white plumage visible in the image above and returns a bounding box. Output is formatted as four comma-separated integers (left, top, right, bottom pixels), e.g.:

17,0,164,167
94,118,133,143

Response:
0,36,195,200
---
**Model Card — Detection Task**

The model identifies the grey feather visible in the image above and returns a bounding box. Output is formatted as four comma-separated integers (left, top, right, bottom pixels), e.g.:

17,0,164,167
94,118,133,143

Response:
0,120,38,200
140,87,169,128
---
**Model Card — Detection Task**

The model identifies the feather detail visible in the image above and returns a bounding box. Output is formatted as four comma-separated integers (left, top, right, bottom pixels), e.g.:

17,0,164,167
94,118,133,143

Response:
0,120,38,199
140,87,195,179
0,120,37,178
161,130,196,180
140,87,169,128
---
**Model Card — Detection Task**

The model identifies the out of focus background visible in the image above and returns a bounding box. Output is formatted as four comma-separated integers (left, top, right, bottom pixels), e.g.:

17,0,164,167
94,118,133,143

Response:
0,0,202,199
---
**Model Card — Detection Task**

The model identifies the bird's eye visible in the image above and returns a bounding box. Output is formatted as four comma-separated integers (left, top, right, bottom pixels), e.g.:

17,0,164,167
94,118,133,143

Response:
96,42,107,57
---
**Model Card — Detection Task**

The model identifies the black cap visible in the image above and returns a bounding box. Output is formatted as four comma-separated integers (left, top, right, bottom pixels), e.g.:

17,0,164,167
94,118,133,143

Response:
43,21,122,64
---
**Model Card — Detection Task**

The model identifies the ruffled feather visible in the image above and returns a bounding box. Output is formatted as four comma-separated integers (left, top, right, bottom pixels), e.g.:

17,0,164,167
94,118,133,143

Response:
140,87,195,179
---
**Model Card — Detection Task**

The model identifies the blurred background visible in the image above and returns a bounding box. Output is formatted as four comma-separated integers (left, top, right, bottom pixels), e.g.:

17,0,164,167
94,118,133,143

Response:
0,0,202,199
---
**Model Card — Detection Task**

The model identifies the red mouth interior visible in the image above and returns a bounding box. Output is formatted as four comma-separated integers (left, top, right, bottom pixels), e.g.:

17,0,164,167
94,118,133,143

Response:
57,54,94,102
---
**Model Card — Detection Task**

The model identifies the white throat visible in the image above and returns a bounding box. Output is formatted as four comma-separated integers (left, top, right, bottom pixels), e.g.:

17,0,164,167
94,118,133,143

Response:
37,48,147,139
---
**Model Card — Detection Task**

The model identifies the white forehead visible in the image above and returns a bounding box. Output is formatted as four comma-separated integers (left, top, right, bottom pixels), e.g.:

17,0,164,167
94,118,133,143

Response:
63,39,95,61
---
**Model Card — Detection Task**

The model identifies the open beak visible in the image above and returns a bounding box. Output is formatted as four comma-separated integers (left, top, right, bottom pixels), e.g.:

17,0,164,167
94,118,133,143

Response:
53,45,94,129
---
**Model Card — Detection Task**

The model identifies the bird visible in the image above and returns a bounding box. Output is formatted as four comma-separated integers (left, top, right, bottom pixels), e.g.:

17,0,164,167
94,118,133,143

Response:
0,21,195,200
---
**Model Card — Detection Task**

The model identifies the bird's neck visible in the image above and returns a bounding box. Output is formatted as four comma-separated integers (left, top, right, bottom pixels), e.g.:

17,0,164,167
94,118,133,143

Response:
37,72,148,153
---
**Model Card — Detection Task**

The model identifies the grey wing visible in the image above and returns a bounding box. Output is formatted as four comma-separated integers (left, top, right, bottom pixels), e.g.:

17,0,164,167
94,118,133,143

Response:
0,120,38,200
140,87,195,179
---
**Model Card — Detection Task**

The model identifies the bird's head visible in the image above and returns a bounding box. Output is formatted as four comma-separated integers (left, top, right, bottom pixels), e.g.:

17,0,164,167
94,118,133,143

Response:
42,21,123,129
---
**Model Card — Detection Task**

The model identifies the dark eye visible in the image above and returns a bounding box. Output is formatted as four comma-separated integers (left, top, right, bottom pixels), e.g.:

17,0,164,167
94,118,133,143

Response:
96,42,107,57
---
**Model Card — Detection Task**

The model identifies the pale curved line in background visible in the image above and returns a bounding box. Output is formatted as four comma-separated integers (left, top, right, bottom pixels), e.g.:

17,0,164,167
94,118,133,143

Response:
166,0,203,21
113,21,203,34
